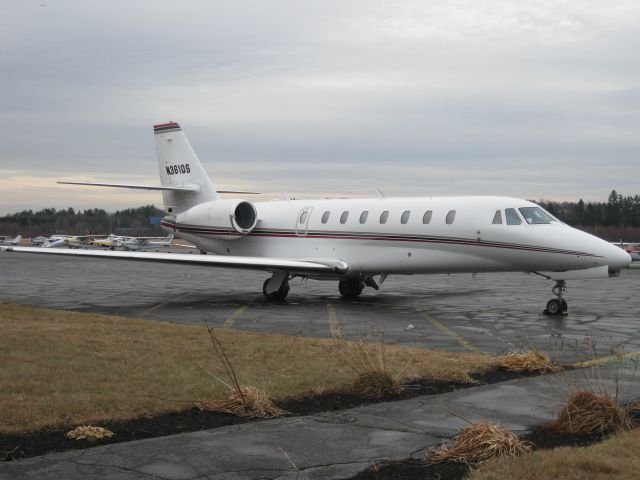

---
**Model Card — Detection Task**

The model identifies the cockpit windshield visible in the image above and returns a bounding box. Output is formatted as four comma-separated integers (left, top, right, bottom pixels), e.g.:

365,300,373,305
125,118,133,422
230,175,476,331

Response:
518,207,557,225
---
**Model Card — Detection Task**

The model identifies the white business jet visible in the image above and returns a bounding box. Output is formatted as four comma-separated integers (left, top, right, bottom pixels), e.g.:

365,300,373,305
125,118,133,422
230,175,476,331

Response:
1,122,631,315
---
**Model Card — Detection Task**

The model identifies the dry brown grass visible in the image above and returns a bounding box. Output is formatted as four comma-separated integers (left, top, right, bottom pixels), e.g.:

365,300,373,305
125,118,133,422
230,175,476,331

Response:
196,386,287,418
0,303,495,433
65,426,114,441
544,391,631,435
350,371,403,398
430,421,532,466
496,348,560,373
470,427,640,480
332,327,411,398
433,369,479,385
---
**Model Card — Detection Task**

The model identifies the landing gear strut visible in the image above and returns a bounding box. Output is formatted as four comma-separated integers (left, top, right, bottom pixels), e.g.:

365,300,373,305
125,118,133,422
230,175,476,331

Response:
338,279,364,299
262,271,290,301
544,280,568,316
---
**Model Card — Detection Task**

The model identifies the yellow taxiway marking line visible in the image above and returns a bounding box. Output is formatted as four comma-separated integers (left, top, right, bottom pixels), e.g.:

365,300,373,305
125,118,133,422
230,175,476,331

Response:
137,292,194,318
574,351,640,368
69,290,126,310
327,303,342,339
223,305,248,329
137,301,172,318
414,308,482,353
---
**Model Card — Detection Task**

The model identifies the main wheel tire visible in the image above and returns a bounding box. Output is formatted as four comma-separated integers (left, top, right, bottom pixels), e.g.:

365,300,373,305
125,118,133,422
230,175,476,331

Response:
545,299,561,315
263,278,290,301
339,280,363,299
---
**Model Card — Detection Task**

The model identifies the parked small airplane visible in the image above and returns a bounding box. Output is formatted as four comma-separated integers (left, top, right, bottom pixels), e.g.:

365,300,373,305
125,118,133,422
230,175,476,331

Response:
117,234,174,251
0,235,22,246
1,122,631,315
91,234,124,249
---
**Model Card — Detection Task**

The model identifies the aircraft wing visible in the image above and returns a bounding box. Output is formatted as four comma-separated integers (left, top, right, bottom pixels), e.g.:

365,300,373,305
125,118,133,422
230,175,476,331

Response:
0,246,348,275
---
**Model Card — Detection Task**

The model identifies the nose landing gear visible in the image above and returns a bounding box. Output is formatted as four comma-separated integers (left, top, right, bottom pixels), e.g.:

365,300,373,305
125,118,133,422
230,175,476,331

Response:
544,280,568,316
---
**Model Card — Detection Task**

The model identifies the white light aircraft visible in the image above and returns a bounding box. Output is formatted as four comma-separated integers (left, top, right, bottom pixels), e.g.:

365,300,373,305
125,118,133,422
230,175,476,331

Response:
1,122,631,316
117,234,175,251
0,235,22,246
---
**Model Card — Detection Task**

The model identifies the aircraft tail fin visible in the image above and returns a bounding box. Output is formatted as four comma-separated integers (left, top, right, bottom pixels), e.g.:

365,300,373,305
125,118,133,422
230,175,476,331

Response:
12,235,22,245
153,122,220,214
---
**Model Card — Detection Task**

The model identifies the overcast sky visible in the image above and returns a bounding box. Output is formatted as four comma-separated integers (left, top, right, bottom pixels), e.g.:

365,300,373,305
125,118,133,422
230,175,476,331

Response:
1,0,639,214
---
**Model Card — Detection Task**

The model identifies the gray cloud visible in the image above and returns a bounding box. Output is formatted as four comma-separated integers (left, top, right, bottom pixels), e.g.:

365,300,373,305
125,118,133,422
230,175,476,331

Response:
1,1,639,214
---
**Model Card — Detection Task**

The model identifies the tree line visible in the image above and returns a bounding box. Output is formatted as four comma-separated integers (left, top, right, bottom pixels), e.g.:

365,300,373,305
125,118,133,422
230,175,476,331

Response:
0,205,165,237
537,190,640,229
0,190,639,240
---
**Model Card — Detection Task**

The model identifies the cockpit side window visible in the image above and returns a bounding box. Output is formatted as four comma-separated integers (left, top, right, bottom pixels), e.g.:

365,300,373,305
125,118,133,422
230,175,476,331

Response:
492,210,502,224
505,208,522,225
518,207,557,225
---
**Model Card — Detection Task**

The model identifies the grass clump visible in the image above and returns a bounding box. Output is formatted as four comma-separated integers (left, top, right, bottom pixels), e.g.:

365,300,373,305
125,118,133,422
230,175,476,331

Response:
496,348,559,373
333,326,405,398
544,390,630,436
195,327,287,418
196,386,286,418
65,426,114,441
433,369,479,385
430,420,532,466
351,371,403,398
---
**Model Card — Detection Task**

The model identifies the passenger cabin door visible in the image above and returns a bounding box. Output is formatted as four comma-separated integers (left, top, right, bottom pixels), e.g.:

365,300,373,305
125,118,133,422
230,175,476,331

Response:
295,207,313,236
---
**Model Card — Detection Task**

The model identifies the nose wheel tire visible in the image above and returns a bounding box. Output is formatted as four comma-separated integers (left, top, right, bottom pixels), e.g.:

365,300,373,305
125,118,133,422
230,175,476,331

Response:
339,279,364,299
543,280,568,316
544,299,568,316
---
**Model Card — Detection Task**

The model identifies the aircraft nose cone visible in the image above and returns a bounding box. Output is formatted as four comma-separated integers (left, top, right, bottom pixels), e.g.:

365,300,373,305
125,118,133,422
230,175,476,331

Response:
607,243,633,270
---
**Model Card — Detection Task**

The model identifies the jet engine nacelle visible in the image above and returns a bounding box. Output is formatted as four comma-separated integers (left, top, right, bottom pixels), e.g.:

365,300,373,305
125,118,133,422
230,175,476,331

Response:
177,199,258,236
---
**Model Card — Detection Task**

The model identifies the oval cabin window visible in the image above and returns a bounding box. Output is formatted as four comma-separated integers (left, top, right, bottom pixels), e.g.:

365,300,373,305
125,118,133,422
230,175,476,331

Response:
446,210,456,224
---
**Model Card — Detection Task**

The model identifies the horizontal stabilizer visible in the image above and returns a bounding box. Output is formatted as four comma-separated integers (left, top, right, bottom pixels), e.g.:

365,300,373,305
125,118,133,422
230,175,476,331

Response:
57,182,260,194
0,246,348,275
57,181,200,192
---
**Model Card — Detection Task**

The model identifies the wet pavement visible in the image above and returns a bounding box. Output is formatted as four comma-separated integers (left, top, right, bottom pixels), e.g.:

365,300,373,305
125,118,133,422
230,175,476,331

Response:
1,253,638,364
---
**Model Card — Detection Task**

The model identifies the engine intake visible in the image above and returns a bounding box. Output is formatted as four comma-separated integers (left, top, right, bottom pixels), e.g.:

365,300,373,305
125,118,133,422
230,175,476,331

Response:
177,199,258,237
230,201,258,233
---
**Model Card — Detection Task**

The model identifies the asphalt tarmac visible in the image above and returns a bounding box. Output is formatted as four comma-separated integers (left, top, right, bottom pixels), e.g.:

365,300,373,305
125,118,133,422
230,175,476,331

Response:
1,251,638,364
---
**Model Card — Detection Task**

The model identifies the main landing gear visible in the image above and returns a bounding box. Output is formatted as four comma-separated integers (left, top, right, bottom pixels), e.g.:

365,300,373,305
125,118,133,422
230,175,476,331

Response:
262,271,290,301
338,279,364,299
544,280,568,316
338,276,380,299
262,274,384,301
